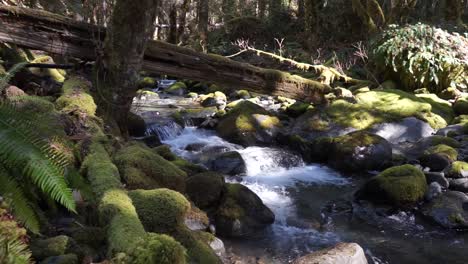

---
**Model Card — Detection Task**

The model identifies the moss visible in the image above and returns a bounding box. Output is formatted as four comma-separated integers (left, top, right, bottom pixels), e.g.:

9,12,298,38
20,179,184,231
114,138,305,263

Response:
166,82,187,95
333,130,382,152
226,99,245,109
41,254,78,264
171,111,185,127
416,94,455,123
234,89,251,99
56,76,97,116
114,142,187,191
453,97,468,115
252,114,280,129
30,235,73,260
186,172,225,209
29,55,65,82
9,95,55,113
424,144,458,161
136,89,159,97
171,227,221,264
427,136,460,148
129,188,190,233
171,158,207,176
445,161,468,178
360,164,427,206
153,145,177,161
138,77,156,88
187,92,198,99
286,102,313,117
453,115,468,124
127,233,186,264
68,227,105,249
324,89,451,130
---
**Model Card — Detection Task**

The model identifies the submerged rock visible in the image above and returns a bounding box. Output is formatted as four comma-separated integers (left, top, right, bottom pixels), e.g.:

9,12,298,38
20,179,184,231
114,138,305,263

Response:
422,191,468,229
292,243,368,264
329,131,392,172
356,164,427,206
215,183,274,237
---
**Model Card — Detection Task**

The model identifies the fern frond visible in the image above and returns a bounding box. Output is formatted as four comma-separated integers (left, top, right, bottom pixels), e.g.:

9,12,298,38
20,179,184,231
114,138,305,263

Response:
0,102,76,213
0,62,28,91
0,168,39,234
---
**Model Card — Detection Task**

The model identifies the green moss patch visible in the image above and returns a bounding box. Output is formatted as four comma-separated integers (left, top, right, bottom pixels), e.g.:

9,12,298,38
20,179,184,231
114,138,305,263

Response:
424,144,458,161
56,76,97,116
445,161,468,179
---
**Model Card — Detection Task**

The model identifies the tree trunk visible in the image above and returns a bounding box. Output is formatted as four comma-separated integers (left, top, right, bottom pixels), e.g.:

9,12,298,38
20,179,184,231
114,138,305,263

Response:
198,0,209,51
0,5,330,103
297,0,305,21
258,0,266,19
304,0,319,49
93,0,158,137
177,0,191,44
445,0,464,24
168,3,178,44
269,0,284,20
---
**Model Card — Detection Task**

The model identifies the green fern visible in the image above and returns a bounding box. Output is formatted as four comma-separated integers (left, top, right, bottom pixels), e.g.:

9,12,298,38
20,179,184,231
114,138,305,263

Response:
0,102,76,233
0,62,27,92
0,201,32,264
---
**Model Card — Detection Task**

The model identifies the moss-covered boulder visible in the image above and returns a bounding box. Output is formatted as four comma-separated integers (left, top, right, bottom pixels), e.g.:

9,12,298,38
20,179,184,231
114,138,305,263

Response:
232,89,251,99
129,188,190,233
215,183,274,237
200,91,227,109
444,161,468,179
423,144,458,161
114,143,187,191
138,77,156,88
172,158,207,176
422,191,468,229
454,97,468,115
153,145,177,161
329,131,392,172
41,254,78,264
166,81,187,96
186,172,225,209
127,112,146,137
126,233,186,264
216,101,281,146
29,55,65,82
356,164,427,206
286,102,313,118
56,76,97,116
30,235,78,261
172,227,222,264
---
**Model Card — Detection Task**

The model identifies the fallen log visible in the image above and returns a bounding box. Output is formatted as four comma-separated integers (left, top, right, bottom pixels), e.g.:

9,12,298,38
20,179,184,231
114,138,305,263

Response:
0,5,331,102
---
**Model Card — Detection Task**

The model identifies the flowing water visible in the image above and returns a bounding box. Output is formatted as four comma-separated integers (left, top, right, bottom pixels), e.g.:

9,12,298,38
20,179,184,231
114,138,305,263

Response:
155,124,468,264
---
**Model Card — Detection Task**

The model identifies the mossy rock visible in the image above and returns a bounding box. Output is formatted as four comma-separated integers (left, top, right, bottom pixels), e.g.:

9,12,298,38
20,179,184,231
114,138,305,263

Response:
29,55,65,82
422,191,468,229
186,172,225,209
126,233,186,264
56,76,96,116
172,158,207,176
423,144,458,161
114,143,187,192
453,97,468,115
329,131,392,172
452,115,468,124
127,112,146,137
216,101,280,146
67,226,105,250
215,183,274,237
30,235,78,261
41,254,78,264
444,161,468,179
439,87,461,100
424,135,460,148
172,227,222,264
286,102,313,117
166,82,187,96
153,145,177,161
232,89,251,99
138,77,156,88
357,164,427,206
129,188,190,233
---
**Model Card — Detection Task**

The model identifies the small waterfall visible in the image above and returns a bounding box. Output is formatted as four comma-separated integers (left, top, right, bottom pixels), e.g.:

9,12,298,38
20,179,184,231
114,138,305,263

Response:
145,120,183,140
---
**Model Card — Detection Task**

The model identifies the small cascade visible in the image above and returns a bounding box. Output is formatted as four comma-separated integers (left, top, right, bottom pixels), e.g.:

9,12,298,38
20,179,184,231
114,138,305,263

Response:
145,120,183,140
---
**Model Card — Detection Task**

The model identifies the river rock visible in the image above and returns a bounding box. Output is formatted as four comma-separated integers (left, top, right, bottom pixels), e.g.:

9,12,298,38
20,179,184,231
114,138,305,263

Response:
444,161,468,178
356,164,427,207
329,131,392,172
208,151,247,175
186,172,225,209
449,178,468,193
424,172,449,188
436,124,466,137
215,183,274,237
422,191,468,229
292,243,368,264
209,237,226,256
216,101,281,146
420,153,452,172
425,182,443,201
370,117,435,144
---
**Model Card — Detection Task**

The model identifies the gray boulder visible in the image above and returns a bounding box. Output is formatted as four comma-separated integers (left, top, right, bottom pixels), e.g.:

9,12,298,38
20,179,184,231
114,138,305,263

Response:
422,191,468,229
292,243,368,264
370,117,435,144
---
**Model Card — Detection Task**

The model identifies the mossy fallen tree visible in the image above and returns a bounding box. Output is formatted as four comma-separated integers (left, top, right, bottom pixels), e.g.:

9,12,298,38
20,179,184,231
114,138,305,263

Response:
0,5,330,103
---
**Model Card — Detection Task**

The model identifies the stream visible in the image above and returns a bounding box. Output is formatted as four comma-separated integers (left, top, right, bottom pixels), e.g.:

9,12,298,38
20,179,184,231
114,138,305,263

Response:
149,122,468,264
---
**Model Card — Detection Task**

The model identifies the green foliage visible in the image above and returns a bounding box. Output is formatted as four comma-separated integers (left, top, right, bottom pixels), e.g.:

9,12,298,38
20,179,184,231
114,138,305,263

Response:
0,62,27,92
127,233,186,264
0,202,32,264
372,23,468,93
0,102,75,233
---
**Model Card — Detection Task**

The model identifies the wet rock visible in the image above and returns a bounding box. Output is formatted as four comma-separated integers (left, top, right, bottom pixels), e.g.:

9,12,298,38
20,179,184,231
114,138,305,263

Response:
208,151,247,176
216,101,281,146
420,154,452,172
209,237,226,256
186,172,225,209
425,182,443,201
185,143,206,152
215,183,274,237
449,178,468,193
356,164,427,207
422,191,468,229
370,117,435,144
424,172,449,188
166,81,187,96
329,131,392,172
436,124,466,137
292,243,368,264
444,161,468,178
